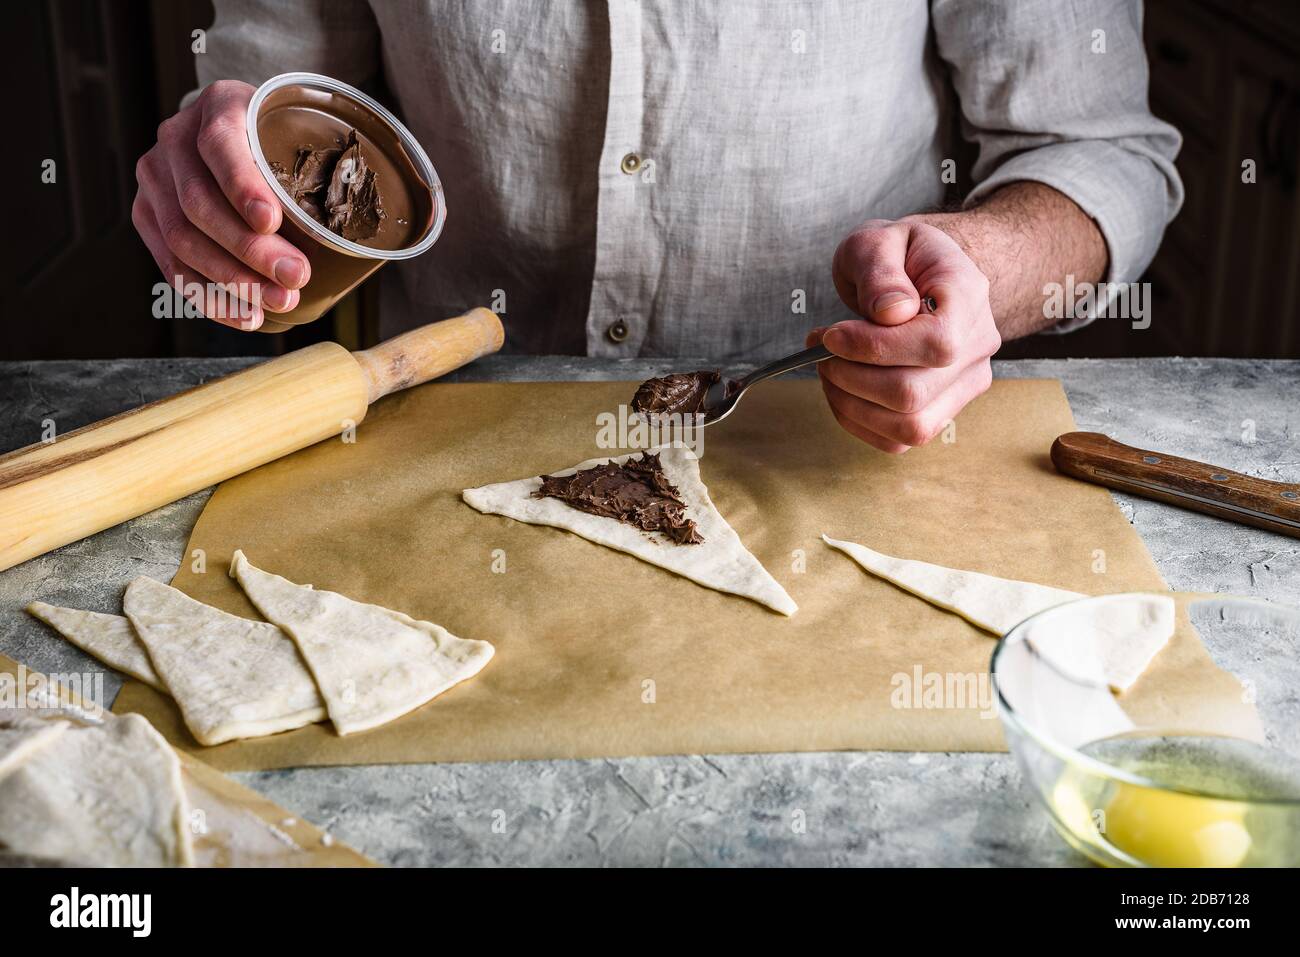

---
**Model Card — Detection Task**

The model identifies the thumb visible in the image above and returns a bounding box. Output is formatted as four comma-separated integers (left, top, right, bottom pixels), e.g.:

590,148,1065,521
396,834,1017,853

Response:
832,224,921,327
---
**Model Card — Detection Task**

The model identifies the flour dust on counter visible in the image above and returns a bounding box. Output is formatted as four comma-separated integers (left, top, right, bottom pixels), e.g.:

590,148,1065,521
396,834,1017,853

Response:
463,445,797,616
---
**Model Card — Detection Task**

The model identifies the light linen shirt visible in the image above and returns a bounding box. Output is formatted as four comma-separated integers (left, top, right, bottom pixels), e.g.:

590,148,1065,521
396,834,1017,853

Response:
194,0,1182,359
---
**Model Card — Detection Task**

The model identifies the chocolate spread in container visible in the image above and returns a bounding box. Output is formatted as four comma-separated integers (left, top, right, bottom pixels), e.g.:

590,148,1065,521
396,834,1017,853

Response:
533,452,703,545
255,83,432,252
270,129,386,242
630,371,722,417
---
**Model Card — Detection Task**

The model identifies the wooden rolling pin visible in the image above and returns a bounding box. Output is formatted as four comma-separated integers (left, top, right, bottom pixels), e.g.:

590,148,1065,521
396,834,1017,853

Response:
0,307,504,573
1052,431,1300,539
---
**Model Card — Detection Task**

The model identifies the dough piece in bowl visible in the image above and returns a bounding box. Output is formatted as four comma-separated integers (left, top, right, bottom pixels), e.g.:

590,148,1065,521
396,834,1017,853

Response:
230,550,495,736
0,716,68,778
123,576,327,746
0,713,194,867
823,535,1173,691
462,445,797,616
1020,593,1176,693
26,601,164,691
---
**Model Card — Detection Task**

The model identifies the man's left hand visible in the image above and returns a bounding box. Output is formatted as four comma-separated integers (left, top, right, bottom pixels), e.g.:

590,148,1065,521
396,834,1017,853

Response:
809,219,1001,453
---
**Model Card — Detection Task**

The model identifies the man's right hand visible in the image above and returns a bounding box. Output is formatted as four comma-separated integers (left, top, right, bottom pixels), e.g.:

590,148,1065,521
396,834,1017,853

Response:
132,80,310,330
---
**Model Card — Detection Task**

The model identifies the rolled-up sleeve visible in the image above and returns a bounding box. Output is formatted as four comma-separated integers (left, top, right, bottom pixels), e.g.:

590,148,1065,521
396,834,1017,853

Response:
181,0,379,109
932,0,1183,331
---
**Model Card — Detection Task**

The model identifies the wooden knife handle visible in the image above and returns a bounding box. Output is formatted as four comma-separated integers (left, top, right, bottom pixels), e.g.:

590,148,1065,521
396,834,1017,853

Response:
1051,431,1300,539
353,307,504,403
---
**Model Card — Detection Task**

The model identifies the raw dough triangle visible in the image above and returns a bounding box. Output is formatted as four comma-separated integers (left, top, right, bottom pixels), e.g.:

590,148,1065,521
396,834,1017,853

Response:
230,551,495,736
0,713,193,867
823,534,1080,634
463,445,797,616
123,576,327,746
26,601,164,691
0,716,68,778
823,535,1173,691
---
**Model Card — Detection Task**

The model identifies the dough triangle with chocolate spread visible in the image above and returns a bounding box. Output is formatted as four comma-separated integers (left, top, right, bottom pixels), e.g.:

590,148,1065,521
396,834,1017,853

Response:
462,445,797,615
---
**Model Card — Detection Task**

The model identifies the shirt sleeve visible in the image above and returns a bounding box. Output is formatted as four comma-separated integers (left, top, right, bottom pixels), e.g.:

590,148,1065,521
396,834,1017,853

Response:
181,0,380,109
931,0,1183,332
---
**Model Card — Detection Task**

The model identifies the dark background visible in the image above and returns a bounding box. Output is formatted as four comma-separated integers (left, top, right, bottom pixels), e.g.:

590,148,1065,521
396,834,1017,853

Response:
4,0,1298,361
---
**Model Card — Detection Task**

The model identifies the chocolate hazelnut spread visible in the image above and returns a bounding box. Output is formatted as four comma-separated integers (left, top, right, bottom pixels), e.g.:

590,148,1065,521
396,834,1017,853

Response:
256,83,433,252
533,452,703,545
630,370,723,416
270,129,386,242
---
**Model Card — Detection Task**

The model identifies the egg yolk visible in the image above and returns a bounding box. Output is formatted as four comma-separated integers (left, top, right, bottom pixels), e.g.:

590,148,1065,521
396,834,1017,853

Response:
1103,783,1252,868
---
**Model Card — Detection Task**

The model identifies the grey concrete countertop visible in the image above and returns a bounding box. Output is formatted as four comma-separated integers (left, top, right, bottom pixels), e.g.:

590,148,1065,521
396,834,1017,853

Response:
1,354,1296,866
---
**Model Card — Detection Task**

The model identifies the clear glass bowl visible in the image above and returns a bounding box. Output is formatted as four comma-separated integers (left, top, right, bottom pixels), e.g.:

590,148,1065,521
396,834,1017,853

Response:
992,592,1300,867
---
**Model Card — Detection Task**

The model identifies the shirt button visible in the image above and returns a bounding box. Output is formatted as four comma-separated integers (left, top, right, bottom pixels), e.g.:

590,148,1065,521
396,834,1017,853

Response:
620,153,642,174
606,319,630,343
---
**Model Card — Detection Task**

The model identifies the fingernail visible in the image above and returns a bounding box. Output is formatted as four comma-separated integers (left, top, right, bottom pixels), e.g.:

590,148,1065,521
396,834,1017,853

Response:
872,291,911,314
263,283,296,311
246,199,276,233
273,257,307,289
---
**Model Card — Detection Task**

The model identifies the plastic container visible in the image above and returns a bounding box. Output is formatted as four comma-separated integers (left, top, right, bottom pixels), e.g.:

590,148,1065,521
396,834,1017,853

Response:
244,72,446,332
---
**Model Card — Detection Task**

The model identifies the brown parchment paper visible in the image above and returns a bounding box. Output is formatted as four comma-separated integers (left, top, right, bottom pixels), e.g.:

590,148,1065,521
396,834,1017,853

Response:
112,379,1253,770
1,654,374,866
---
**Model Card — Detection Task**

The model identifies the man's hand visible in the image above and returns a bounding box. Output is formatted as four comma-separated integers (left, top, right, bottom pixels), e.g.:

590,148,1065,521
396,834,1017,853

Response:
132,80,310,330
809,219,1000,454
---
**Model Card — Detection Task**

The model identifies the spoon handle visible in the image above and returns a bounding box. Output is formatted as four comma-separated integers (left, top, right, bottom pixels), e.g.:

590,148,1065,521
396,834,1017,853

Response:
739,344,833,389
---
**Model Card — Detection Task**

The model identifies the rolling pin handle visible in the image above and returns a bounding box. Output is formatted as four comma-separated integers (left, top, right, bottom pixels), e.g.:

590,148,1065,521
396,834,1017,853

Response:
353,307,505,404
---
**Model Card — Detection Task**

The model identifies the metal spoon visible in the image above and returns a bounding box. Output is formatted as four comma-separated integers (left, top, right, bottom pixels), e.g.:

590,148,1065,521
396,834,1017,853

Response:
698,344,832,427
698,295,938,426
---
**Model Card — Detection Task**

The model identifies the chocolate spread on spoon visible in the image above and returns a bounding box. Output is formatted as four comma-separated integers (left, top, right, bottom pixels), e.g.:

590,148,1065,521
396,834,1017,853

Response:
533,452,703,545
270,129,386,242
630,370,722,417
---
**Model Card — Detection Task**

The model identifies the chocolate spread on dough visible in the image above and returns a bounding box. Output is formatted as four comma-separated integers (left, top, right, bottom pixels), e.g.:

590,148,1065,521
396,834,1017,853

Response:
630,370,723,417
270,129,386,242
533,452,704,545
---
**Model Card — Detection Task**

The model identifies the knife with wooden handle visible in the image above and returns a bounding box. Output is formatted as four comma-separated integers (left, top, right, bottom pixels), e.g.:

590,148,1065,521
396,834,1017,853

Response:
1051,431,1300,539
0,307,504,573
